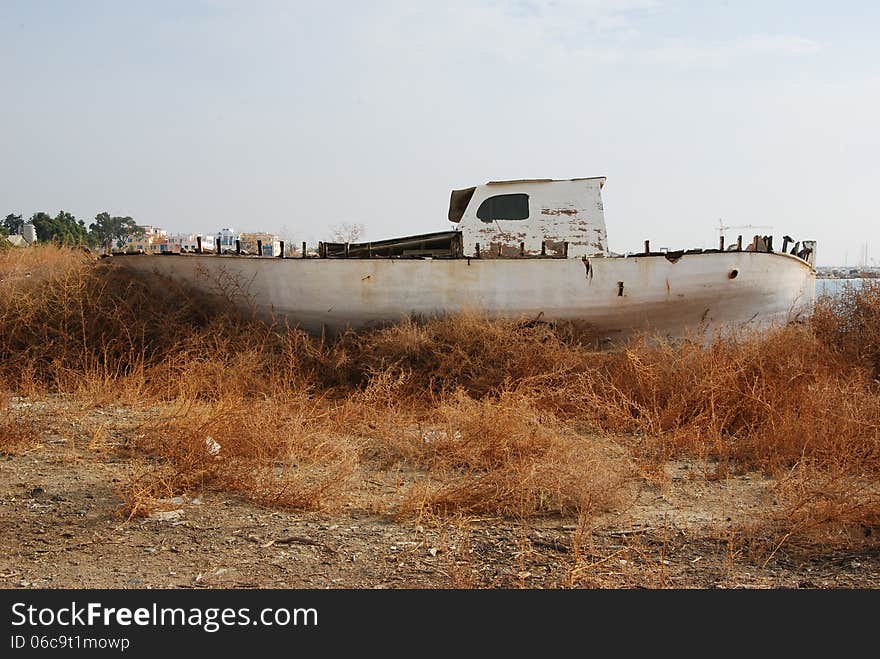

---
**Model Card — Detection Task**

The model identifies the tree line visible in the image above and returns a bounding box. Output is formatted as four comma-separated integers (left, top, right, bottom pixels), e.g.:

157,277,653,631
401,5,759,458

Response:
2,211,142,251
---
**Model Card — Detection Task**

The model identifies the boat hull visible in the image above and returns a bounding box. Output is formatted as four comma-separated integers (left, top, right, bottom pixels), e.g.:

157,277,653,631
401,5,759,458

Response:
117,251,816,339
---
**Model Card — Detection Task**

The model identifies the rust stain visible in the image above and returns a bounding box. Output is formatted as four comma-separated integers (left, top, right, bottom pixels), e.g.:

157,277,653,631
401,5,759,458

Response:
543,239,567,256
582,258,593,280
486,242,525,258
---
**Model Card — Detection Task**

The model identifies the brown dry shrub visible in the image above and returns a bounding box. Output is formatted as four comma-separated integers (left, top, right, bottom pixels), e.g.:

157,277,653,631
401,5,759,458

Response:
0,247,326,403
0,390,39,455
395,391,631,518
137,320,298,401
117,466,182,519
812,280,880,377
332,313,591,399
0,246,226,392
560,325,880,475
549,316,880,547
118,394,358,515
770,459,880,547
325,364,434,454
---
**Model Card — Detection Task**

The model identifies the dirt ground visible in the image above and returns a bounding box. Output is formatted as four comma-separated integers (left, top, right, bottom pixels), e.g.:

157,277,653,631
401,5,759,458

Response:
2,396,878,589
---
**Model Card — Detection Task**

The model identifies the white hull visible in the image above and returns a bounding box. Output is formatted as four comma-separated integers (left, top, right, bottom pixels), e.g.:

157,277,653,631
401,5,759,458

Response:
118,251,815,339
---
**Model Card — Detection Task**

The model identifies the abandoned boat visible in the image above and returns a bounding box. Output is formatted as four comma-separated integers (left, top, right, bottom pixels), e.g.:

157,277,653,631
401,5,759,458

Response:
117,177,817,340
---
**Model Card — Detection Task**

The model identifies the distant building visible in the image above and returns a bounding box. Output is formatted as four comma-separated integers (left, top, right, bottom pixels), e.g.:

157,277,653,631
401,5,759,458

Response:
170,233,216,253
114,225,281,255
123,226,169,253
216,227,241,253
4,223,35,248
21,223,36,244
240,232,282,256
4,234,29,248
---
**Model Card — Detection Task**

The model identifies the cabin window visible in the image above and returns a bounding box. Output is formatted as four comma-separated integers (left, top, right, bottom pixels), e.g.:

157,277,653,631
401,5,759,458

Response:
476,194,529,222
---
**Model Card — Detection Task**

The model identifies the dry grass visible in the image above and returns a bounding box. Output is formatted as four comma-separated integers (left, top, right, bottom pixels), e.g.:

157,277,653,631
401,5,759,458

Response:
0,389,39,455
394,391,630,518
769,461,880,549
2,246,879,549
328,313,592,398
0,246,225,395
118,394,359,517
562,326,880,472
812,280,880,378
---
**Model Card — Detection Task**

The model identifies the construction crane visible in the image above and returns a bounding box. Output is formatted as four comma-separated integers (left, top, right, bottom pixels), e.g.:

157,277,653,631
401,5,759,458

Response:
713,219,778,251
717,218,773,238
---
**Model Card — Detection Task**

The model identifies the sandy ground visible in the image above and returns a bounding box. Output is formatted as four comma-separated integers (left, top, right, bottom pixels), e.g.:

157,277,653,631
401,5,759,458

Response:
2,396,878,589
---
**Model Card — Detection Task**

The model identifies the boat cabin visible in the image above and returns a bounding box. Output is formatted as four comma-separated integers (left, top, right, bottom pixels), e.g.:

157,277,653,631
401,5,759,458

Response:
320,177,609,259
450,177,609,258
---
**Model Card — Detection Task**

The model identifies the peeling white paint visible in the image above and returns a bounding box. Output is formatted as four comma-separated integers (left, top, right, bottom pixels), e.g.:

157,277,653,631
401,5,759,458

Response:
455,178,608,258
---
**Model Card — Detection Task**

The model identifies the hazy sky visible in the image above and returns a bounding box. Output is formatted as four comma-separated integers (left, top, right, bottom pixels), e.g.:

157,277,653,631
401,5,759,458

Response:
2,1,878,265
